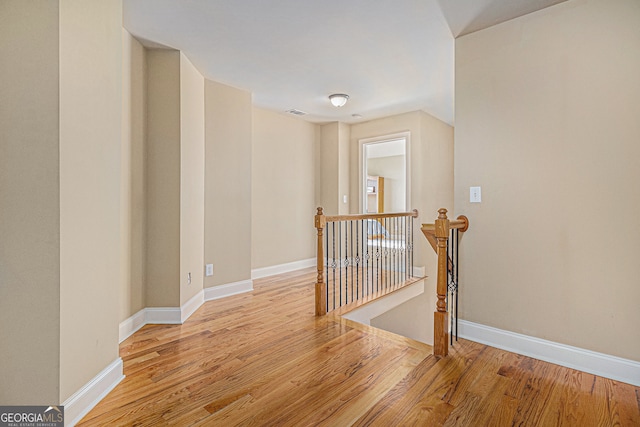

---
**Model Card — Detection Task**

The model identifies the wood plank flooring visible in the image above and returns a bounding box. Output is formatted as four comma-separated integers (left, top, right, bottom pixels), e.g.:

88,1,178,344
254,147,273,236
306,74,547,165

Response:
78,268,640,426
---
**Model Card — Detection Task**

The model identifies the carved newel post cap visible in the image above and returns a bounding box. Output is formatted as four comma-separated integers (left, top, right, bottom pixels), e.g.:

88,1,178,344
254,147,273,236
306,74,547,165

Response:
438,208,448,219
316,207,324,215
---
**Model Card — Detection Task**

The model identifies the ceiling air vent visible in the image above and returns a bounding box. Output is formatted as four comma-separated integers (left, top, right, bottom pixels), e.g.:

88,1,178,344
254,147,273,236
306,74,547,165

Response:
285,109,307,116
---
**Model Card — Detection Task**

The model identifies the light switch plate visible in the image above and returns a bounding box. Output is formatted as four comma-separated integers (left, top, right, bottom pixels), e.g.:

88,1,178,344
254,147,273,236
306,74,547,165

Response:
470,186,482,203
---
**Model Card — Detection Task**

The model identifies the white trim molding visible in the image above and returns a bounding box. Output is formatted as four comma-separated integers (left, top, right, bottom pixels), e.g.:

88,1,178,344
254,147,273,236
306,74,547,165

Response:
181,290,204,323
62,358,124,427
118,308,181,343
459,320,640,387
145,307,182,325
119,280,255,343
204,279,254,301
251,258,315,279
118,309,146,343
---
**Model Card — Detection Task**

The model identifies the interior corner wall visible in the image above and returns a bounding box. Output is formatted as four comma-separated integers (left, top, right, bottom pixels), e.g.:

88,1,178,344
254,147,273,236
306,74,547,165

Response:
251,107,317,269
314,125,323,209
338,122,351,215
455,0,640,361
145,49,181,307
0,0,61,405
417,111,455,226
59,0,123,402
319,122,340,214
179,53,205,305
121,29,146,321
204,80,252,287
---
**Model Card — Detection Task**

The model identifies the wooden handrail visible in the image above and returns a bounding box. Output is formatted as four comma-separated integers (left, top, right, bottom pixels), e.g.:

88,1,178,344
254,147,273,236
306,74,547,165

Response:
421,216,468,238
421,208,469,358
421,215,468,254
324,209,419,223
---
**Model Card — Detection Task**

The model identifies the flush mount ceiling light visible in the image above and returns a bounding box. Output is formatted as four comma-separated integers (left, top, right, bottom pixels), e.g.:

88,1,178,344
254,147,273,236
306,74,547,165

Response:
329,93,349,107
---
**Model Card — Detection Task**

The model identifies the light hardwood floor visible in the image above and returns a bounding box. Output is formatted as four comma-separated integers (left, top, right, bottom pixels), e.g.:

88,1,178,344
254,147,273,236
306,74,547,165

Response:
78,268,640,426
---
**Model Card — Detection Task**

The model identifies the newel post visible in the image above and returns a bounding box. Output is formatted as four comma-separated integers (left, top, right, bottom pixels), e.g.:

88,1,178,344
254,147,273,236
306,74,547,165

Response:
315,207,327,316
434,208,450,357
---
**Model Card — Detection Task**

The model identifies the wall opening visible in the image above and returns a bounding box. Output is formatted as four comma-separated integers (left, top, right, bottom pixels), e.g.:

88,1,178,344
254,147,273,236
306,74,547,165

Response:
360,133,410,213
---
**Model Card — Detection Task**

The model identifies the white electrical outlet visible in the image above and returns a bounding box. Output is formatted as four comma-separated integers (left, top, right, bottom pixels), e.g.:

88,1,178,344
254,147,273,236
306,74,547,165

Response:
187,272,192,285
205,264,213,276
470,186,482,203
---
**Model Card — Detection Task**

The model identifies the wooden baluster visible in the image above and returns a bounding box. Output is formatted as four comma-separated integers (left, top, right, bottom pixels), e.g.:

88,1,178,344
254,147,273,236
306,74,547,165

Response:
434,208,450,357
315,207,327,316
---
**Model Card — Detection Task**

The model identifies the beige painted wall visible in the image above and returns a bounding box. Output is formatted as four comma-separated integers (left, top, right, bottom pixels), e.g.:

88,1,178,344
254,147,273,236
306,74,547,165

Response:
418,112,455,222
371,282,436,344
338,123,351,215
204,80,252,287
319,122,340,214
129,48,205,310
121,29,146,321
59,0,123,401
319,122,351,215
179,53,205,305
455,0,640,361
0,0,61,405
313,126,322,209
251,108,317,269
145,49,181,307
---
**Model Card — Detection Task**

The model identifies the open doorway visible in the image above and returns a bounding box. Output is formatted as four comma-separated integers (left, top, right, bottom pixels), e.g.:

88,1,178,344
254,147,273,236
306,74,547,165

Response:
360,133,409,214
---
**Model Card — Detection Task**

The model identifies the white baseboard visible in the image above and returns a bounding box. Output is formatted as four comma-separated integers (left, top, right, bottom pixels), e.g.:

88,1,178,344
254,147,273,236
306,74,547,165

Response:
145,307,182,324
181,290,204,323
63,358,124,427
204,279,254,301
459,320,640,387
118,308,181,343
118,309,146,343
251,258,315,279
118,280,255,343
118,293,205,342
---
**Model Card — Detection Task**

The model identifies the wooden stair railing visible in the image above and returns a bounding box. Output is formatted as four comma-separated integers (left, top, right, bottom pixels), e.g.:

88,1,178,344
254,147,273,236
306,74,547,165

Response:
422,208,469,358
315,207,420,316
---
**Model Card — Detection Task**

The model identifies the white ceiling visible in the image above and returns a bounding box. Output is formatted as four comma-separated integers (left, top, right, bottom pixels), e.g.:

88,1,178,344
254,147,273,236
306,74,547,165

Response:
123,0,566,125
